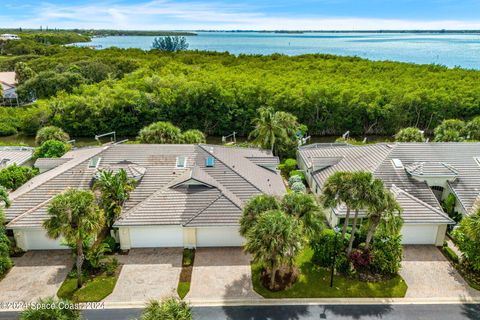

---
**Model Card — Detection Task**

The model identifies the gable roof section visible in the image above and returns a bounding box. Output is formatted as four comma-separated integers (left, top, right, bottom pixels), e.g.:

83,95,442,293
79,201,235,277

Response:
405,161,458,178
0,147,34,169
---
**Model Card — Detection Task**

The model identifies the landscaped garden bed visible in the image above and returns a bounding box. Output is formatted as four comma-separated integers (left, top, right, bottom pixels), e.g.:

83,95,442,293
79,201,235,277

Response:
251,246,407,298
177,248,195,299
57,261,121,302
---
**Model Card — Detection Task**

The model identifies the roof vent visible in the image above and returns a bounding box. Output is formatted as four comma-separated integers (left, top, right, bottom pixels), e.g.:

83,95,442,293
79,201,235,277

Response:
475,157,480,167
205,156,215,167
391,158,403,169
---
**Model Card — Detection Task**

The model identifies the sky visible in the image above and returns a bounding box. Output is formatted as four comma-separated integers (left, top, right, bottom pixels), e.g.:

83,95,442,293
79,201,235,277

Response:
1,0,480,30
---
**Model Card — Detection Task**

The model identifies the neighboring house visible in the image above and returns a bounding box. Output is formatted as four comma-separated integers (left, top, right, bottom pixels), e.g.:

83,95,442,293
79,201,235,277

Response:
0,146,34,169
0,34,21,41
296,142,480,246
5,143,286,251
0,72,18,105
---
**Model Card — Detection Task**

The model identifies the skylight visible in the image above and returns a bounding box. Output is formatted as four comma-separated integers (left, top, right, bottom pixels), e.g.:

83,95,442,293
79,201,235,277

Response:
205,156,215,167
176,156,187,168
88,157,101,169
392,158,403,169
475,157,480,167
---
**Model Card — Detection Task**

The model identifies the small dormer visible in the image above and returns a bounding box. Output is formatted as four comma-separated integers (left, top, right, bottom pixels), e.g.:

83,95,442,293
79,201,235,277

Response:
405,161,458,200
176,156,187,168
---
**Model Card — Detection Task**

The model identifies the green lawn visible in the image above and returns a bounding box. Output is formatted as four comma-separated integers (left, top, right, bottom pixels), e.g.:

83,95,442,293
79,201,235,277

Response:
252,247,408,298
177,281,191,299
57,275,117,302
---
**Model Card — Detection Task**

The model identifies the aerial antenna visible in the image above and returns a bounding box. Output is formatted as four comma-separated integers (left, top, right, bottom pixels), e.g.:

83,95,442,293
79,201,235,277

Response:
342,131,350,139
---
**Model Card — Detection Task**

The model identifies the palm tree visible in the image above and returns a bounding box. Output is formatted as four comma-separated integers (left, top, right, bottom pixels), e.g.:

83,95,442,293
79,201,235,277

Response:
249,107,289,154
458,209,480,243
320,171,354,239
244,209,304,290
364,183,402,249
239,194,280,236
93,169,136,243
141,298,192,320
281,192,324,237
20,296,82,320
44,189,104,288
346,172,379,255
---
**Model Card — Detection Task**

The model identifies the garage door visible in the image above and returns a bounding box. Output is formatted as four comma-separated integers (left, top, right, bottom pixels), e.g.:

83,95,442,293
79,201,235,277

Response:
401,225,438,245
129,226,183,248
196,227,244,247
26,230,65,250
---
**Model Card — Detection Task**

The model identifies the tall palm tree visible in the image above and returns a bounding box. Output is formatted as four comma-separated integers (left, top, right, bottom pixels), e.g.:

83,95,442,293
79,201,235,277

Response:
239,194,280,236
44,189,105,288
244,209,304,290
346,172,379,255
364,183,402,249
249,107,289,154
320,171,355,239
93,169,136,242
281,192,324,237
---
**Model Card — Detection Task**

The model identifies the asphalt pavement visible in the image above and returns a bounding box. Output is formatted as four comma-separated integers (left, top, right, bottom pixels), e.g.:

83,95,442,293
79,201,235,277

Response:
2,303,480,320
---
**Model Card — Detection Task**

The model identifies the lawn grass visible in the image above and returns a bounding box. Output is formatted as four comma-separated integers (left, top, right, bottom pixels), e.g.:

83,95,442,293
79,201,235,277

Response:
177,281,191,299
57,274,118,302
252,246,408,298
177,248,195,299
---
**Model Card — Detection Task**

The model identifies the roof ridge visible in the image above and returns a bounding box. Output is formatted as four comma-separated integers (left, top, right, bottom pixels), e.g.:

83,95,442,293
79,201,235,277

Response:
182,191,228,226
198,144,263,194
372,143,396,174
391,184,453,222
6,196,53,228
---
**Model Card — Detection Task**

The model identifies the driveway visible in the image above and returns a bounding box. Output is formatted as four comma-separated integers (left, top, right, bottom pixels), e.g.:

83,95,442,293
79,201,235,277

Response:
105,248,183,302
400,245,480,298
0,251,72,303
186,247,261,301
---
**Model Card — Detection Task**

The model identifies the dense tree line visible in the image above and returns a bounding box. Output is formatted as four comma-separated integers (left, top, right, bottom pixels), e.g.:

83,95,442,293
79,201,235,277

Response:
1,49,480,138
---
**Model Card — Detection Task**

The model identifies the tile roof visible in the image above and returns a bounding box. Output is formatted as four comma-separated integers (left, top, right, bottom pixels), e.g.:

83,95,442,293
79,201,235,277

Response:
6,144,285,229
299,142,480,223
0,147,34,169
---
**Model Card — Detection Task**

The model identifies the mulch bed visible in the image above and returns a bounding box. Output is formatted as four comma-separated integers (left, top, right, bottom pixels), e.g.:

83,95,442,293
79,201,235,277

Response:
261,266,299,291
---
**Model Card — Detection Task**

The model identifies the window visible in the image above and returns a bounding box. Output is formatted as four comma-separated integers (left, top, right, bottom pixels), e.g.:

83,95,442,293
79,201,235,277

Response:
205,156,215,167
391,158,403,169
176,156,187,168
88,157,101,169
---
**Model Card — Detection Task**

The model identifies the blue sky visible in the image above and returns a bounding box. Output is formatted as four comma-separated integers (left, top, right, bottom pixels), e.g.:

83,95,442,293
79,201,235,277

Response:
2,0,480,30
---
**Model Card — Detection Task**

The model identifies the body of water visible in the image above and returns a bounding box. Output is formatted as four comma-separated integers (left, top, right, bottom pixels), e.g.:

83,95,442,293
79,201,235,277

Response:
75,32,480,69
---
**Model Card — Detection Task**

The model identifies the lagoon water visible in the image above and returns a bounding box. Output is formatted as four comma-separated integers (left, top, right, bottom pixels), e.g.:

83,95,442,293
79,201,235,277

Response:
76,32,480,69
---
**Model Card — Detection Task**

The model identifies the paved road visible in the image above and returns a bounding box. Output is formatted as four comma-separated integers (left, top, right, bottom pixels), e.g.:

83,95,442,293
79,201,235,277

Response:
1,304,479,320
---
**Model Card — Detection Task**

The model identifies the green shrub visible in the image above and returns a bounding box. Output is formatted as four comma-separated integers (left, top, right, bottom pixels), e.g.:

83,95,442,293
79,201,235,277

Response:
0,256,12,277
181,129,206,144
281,158,297,177
0,165,39,191
311,229,344,267
335,252,351,276
288,175,302,187
0,123,17,136
443,246,459,263
104,257,118,276
289,170,305,183
394,127,425,142
34,140,70,159
370,235,403,275
103,235,117,252
19,296,81,320
141,298,192,320
35,126,70,145
291,181,306,193
138,121,183,144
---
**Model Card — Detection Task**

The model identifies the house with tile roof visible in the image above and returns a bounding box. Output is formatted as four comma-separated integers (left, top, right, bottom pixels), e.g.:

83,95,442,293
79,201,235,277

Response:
295,142,480,245
5,143,286,251
0,146,34,169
